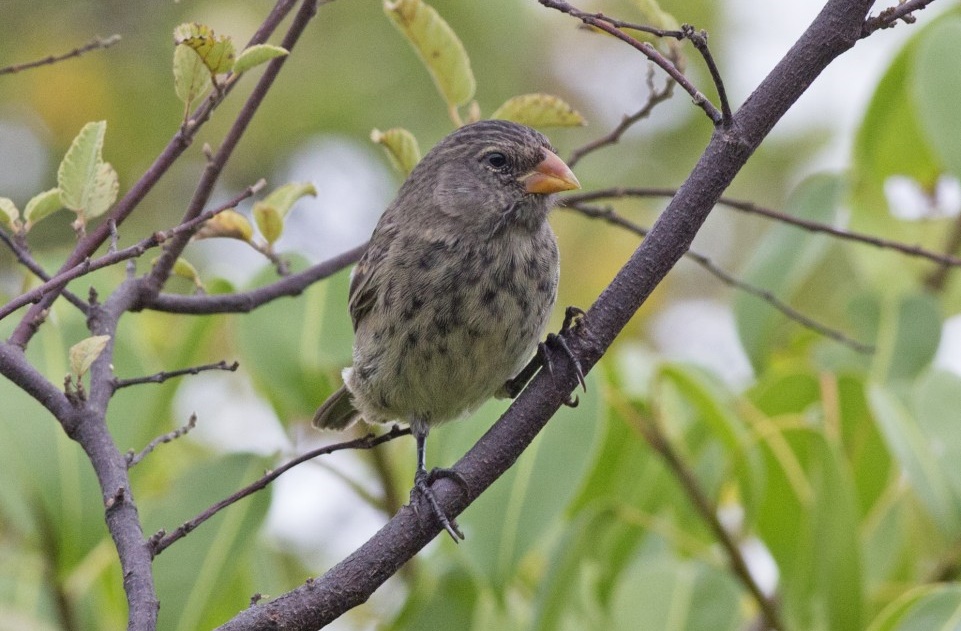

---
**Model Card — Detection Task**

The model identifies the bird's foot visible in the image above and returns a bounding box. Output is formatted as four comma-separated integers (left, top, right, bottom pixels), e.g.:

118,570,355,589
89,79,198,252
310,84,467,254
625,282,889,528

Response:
412,467,469,542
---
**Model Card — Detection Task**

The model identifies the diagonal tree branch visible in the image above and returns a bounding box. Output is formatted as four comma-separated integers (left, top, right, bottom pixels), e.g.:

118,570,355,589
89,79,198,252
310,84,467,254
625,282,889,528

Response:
0,34,121,76
217,0,885,628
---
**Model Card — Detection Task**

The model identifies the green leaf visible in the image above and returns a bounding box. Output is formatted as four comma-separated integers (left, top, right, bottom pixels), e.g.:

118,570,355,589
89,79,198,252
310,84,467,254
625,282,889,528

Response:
193,209,254,242
68,335,111,378
866,585,961,631
58,121,107,214
233,44,288,74
252,182,317,245
734,173,844,371
23,188,62,231
171,257,204,290
0,197,20,232
384,0,476,109
491,93,586,128
913,18,961,177
86,161,119,219
173,43,212,108
370,127,422,175
173,22,236,75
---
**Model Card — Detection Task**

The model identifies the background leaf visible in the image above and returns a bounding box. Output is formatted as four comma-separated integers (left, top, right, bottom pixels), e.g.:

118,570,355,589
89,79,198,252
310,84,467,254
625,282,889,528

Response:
233,44,288,75
22,188,62,231
57,121,107,214
491,93,586,128
371,127,422,175
68,335,111,378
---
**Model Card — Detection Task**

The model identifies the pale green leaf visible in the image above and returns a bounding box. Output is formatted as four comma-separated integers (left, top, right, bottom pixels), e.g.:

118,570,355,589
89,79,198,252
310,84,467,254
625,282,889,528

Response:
0,197,20,232
252,182,316,245
58,121,107,213
172,257,204,290
253,205,283,245
491,93,587,128
69,335,111,378
23,188,62,231
173,43,211,108
192,209,254,242
371,127,421,175
384,0,476,109
173,22,235,75
630,0,681,31
86,162,119,219
233,44,288,74
913,18,961,177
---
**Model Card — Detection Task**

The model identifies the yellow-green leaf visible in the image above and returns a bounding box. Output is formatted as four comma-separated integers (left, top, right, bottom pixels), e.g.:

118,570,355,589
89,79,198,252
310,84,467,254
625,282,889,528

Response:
193,209,254,242
173,43,212,108
23,188,62,232
252,182,317,245
173,22,235,75
630,0,681,31
384,0,476,109
86,162,119,219
58,121,107,213
491,94,587,128
172,257,204,290
371,127,422,175
233,44,288,74
69,335,111,378
0,197,20,232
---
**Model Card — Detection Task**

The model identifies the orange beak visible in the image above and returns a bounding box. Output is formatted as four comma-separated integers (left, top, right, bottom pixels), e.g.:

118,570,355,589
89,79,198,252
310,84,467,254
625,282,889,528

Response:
521,148,580,194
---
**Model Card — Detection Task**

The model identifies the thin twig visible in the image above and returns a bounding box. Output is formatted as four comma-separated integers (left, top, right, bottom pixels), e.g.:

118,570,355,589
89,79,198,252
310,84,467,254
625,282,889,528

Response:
564,187,961,269
150,425,412,556
0,35,121,76
0,228,89,314
563,201,874,353
538,0,723,125
861,0,937,36
126,414,198,468
0,181,265,322
113,360,239,391
682,24,732,125
567,68,675,168
618,395,785,630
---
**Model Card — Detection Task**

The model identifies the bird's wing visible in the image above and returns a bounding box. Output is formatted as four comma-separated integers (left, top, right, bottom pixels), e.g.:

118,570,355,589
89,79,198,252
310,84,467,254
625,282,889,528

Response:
347,220,396,331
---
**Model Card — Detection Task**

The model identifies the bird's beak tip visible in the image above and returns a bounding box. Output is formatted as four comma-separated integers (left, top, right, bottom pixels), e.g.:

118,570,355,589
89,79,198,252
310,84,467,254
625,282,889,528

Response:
522,149,580,194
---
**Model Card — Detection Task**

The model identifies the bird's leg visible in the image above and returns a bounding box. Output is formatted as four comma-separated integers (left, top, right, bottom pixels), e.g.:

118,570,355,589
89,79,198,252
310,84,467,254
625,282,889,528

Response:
411,425,467,542
501,306,587,405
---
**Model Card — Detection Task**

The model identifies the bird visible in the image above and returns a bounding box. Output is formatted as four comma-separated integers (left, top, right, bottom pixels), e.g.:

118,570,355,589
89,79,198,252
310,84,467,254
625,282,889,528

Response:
313,119,580,540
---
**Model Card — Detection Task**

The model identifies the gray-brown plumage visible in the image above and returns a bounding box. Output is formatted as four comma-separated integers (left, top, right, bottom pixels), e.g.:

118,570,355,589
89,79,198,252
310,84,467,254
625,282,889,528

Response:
313,120,579,539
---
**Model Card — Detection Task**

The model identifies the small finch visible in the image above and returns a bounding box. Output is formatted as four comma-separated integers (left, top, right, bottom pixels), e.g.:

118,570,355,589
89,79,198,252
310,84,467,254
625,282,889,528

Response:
313,119,579,539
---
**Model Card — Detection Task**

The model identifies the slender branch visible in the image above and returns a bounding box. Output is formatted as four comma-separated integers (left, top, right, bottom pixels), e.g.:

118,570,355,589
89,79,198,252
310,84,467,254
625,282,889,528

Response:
126,414,199,468
681,24,732,125
7,0,300,349
564,200,873,352
140,243,366,314
621,395,784,630
0,34,121,76
113,360,239,391
862,0,938,36
144,0,320,294
150,425,412,556
0,228,89,314
538,0,723,125
564,187,961,269
566,68,675,168
0,182,265,322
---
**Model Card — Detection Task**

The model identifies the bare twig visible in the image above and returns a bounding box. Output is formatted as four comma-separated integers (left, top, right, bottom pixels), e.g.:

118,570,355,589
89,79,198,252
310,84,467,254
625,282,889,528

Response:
0,181,265,322
862,0,937,36
126,414,199,468
113,360,239,390
538,0,723,125
618,394,785,630
567,68,675,168
564,201,873,352
150,425,412,556
681,24,732,125
563,187,961,269
0,228,89,314
0,35,121,76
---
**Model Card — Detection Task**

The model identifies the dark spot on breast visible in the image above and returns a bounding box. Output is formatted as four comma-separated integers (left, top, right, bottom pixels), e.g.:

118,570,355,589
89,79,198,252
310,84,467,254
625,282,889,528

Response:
378,391,391,409
417,241,447,270
482,288,497,303
404,330,419,351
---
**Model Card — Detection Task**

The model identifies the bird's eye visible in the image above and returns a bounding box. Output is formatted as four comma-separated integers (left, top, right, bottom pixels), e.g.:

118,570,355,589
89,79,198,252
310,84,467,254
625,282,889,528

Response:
485,152,508,169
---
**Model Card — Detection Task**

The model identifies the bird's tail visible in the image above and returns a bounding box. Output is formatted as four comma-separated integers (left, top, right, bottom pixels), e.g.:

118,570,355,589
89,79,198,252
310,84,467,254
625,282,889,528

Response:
312,385,361,430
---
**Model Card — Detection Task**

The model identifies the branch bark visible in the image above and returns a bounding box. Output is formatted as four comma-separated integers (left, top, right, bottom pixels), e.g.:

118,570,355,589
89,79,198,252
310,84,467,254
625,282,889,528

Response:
217,0,880,628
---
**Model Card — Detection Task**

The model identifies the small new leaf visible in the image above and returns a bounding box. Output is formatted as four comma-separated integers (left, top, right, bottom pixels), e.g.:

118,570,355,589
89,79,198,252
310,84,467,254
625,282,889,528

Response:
233,44,288,74
23,188,62,232
0,197,21,233
173,23,236,75
69,335,111,379
193,209,254,242
86,162,119,219
173,43,212,108
58,121,107,213
491,94,587,128
253,182,317,245
371,127,422,175
172,257,204,290
384,0,476,109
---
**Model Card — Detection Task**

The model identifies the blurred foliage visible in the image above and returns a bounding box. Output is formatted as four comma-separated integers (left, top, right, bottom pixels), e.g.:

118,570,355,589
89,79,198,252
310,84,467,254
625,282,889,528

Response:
2,0,961,630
